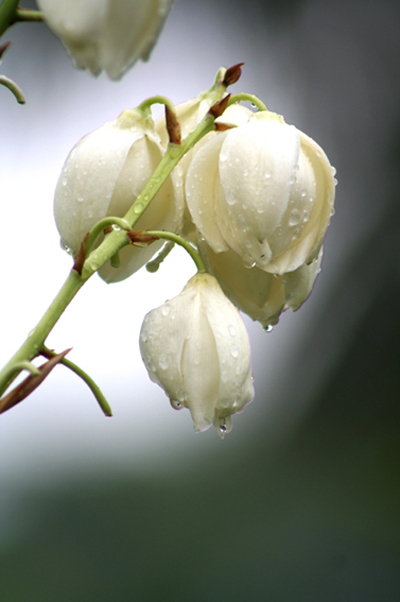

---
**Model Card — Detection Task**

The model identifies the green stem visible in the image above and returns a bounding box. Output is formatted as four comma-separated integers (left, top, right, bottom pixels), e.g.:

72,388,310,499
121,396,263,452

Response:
228,93,268,112
0,67,229,400
14,9,43,22
0,74,25,103
85,216,131,254
137,95,176,116
0,269,86,396
0,0,19,36
41,347,112,417
146,231,206,272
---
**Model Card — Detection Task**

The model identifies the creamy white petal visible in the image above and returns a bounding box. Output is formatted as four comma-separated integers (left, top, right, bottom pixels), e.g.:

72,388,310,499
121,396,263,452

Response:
139,273,254,435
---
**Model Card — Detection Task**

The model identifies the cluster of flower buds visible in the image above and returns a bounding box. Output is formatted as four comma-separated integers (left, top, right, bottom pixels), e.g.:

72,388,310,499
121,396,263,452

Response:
37,0,173,79
54,67,336,435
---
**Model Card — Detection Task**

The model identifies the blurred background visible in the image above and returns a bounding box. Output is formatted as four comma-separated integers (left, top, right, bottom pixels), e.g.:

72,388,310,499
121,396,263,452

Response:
0,0,399,599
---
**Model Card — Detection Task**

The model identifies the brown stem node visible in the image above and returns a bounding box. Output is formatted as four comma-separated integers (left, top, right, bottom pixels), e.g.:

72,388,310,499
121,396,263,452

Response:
0,349,72,414
127,231,160,247
165,104,181,145
72,232,89,275
208,94,231,119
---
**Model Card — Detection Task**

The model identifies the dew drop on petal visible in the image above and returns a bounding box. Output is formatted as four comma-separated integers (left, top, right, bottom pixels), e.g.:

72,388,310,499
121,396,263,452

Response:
230,344,239,358
264,324,274,333
161,304,171,317
228,324,236,337
289,209,301,226
158,353,168,370
242,253,256,269
60,239,73,255
169,399,183,410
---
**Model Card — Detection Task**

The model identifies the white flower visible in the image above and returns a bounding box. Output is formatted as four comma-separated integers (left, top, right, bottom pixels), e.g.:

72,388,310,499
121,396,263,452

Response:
156,100,252,241
185,110,336,275
54,109,183,282
199,241,323,328
139,272,254,436
37,0,173,79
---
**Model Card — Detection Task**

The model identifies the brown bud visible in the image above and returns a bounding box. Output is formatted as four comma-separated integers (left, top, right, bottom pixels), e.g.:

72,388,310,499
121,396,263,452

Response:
127,231,160,247
0,349,71,414
215,122,235,132
0,41,11,61
208,94,231,119
165,104,181,145
223,63,244,87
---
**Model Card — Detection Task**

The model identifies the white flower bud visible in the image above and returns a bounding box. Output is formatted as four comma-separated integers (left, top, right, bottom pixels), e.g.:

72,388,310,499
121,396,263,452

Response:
139,273,254,436
156,101,252,242
37,0,173,79
199,241,323,327
185,110,335,275
54,109,183,282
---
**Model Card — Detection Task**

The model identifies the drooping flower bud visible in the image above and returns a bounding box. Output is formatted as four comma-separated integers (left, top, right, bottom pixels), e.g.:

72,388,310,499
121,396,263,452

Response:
156,100,252,241
139,273,254,436
37,0,173,79
199,241,323,328
54,109,183,282
185,110,336,275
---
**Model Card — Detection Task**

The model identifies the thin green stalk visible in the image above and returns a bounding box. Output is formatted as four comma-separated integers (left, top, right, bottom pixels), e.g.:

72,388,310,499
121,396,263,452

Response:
228,93,268,112
14,9,43,22
0,74,25,103
0,67,230,400
146,231,206,272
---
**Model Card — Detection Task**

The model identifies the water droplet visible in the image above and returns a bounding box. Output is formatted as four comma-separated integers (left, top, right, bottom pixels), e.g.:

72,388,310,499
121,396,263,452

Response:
292,228,301,239
158,353,168,370
62,176,68,187
112,224,121,231
228,324,236,337
60,239,73,255
303,211,310,223
193,355,201,366
331,166,337,176
134,202,144,214
242,253,256,269
77,194,84,203
161,304,171,317
170,399,183,410
289,209,301,226
230,344,239,358
264,324,274,332
264,169,271,179
301,189,307,198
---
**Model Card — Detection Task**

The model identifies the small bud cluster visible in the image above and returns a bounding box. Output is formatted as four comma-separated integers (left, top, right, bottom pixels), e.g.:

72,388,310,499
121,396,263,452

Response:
54,69,336,435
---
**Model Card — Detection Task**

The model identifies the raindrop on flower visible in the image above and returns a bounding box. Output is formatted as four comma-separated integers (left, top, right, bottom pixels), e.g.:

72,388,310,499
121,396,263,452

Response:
289,209,301,226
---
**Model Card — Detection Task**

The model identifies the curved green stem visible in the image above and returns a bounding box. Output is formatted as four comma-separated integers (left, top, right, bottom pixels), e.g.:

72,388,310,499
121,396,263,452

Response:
137,95,176,117
228,93,268,112
146,231,206,272
85,217,131,254
0,74,25,103
41,347,112,417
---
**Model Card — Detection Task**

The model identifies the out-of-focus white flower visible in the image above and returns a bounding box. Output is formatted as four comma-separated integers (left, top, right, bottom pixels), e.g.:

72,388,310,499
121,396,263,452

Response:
139,272,254,436
199,241,323,327
186,110,336,275
37,0,173,79
54,109,183,282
